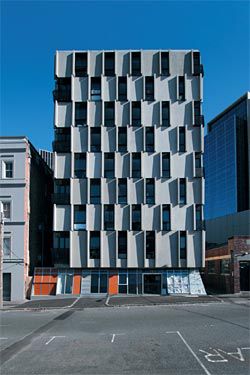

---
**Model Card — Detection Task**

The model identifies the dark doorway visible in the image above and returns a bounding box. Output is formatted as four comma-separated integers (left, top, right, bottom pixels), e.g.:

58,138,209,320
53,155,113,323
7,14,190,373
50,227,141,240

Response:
240,262,250,291
3,273,11,301
143,274,161,294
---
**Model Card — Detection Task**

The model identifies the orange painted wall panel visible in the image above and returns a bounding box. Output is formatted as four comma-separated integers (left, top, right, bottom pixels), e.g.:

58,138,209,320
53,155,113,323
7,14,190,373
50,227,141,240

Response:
73,275,81,294
34,284,41,295
108,274,118,295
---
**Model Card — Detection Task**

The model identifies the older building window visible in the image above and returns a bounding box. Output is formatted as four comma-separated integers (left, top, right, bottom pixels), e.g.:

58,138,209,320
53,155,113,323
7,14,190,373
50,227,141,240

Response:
3,236,11,257
2,161,13,178
2,202,11,219
220,259,230,274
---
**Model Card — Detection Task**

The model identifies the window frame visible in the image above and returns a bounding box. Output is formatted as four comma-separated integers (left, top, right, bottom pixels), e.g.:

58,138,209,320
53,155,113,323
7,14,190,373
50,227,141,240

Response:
2,160,14,179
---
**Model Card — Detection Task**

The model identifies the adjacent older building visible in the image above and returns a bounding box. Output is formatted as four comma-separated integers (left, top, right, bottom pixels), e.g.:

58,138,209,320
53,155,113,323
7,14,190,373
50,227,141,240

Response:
33,49,206,297
0,137,53,301
203,93,250,293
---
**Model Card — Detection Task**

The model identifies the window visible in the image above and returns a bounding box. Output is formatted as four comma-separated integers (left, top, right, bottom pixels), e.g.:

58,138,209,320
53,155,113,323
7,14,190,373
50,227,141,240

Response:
146,179,155,204
161,52,169,75
104,102,115,126
118,232,127,259
53,128,70,152
180,231,187,259
179,127,186,152
53,78,71,102
104,205,114,230
145,77,154,101
118,77,127,101
2,202,10,219
220,259,230,274
119,273,128,293
193,101,204,126
90,231,100,259
178,76,185,101
131,52,141,76
90,179,101,204
118,127,127,152
195,152,202,169
91,77,101,101
193,52,201,76
145,127,154,152
146,231,155,259
74,153,86,178
132,205,141,231
74,205,86,230
118,178,127,204
132,101,141,126
54,179,70,197
3,236,11,257
179,178,186,205
162,101,170,127
104,52,115,76
162,152,170,178
104,153,115,178
91,128,101,152
75,102,87,126
195,204,203,230
75,52,87,77
91,271,107,293
132,153,141,178
2,161,13,178
53,232,70,266
208,260,216,274
162,204,171,231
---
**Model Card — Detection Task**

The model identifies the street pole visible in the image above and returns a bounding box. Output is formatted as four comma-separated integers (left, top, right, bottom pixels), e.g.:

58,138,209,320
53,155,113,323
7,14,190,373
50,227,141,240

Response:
0,202,4,309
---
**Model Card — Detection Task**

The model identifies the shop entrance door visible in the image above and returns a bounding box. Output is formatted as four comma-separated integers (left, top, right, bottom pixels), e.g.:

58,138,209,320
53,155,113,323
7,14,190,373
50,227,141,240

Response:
143,274,161,294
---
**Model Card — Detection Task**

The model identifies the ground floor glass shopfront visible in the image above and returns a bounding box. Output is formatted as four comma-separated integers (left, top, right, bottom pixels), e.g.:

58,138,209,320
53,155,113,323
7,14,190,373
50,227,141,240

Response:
33,268,206,296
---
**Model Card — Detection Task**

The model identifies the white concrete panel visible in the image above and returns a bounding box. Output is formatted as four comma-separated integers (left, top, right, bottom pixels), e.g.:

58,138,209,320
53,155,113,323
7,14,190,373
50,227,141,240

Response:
102,127,116,152
72,127,88,152
55,102,72,127
116,102,130,127
87,153,102,178
142,102,160,126
71,179,88,204
127,127,143,152
102,77,116,101
55,154,71,178
128,77,143,101
56,51,72,77
116,153,130,178
89,102,102,127
101,231,116,267
127,231,144,268
102,179,116,204
73,77,88,101
115,205,130,230
142,153,160,178
54,205,71,231
71,230,87,267
128,179,144,204
87,205,102,230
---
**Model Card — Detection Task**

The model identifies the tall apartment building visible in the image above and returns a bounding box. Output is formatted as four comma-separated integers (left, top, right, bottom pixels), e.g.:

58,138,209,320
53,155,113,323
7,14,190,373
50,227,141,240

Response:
205,92,250,245
33,50,206,297
0,137,53,301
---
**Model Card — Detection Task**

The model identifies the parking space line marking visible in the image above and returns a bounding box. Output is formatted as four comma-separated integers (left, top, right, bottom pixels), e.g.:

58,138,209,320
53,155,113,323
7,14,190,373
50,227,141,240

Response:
110,333,125,343
0,338,8,340
68,297,80,308
166,331,211,375
241,347,250,350
45,336,65,345
111,334,115,343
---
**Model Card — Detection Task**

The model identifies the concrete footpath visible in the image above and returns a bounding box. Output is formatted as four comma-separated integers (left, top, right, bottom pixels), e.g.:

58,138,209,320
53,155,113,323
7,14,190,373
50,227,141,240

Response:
3,293,250,310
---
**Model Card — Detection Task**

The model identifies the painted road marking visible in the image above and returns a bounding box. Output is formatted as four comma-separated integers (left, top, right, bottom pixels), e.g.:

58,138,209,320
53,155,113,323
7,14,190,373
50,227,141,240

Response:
166,331,211,375
0,338,8,340
110,333,125,343
199,347,250,362
68,297,80,308
45,336,65,345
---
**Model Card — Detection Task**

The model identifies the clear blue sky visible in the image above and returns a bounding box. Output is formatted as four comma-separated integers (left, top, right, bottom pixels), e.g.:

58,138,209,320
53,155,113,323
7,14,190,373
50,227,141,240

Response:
1,1,249,151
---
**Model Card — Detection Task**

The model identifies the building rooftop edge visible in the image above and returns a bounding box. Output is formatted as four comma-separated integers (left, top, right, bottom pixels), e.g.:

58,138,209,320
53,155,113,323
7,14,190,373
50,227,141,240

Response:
207,92,250,129
56,49,201,53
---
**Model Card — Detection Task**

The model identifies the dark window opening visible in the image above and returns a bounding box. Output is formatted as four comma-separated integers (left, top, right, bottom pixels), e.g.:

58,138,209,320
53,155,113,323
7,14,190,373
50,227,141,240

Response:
90,231,100,259
162,152,170,178
104,52,115,76
91,128,101,152
146,231,155,259
53,232,70,266
132,204,141,231
104,205,114,230
178,76,185,101
145,76,154,101
118,127,127,152
162,204,171,231
104,102,115,127
118,77,127,101
104,152,115,178
74,153,86,178
180,231,186,259
132,153,141,178
131,52,141,76
162,101,170,127
179,178,186,205
54,179,70,204
53,78,71,102
74,205,86,230
75,52,88,77
195,204,203,230
53,128,71,152
161,52,169,75
118,232,127,259
146,179,155,204
193,101,204,126
118,178,127,204
145,127,154,152
179,127,186,152
91,77,101,101
132,101,141,126
90,179,101,204
75,102,87,126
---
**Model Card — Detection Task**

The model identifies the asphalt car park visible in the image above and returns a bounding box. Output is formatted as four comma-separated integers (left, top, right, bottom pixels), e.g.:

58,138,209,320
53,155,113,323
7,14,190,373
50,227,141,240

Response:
0,299,249,374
